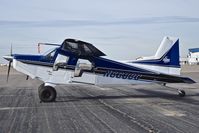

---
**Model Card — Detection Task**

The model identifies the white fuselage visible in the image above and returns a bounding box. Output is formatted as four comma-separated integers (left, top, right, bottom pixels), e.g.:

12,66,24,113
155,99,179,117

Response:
123,62,180,76
13,59,151,86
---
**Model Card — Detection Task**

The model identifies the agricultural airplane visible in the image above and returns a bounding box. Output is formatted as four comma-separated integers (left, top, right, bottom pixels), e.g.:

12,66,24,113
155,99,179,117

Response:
3,37,195,102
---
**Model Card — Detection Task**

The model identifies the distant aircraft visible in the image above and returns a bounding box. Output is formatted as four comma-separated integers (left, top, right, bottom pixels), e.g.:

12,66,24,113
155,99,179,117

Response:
3,37,195,102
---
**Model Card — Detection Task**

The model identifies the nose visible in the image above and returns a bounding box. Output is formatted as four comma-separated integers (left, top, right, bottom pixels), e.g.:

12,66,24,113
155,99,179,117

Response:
3,55,13,62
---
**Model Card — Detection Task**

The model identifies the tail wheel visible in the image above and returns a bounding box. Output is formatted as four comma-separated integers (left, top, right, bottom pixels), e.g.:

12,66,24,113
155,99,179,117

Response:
178,90,186,97
39,86,57,102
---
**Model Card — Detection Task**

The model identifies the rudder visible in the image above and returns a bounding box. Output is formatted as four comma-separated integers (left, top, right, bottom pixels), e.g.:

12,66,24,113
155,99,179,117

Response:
131,37,181,75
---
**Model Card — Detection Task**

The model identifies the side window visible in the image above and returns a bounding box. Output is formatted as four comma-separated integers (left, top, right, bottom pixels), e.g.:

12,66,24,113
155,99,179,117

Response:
63,42,78,51
62,42,80,55
83,44,92,54
68,42,78,49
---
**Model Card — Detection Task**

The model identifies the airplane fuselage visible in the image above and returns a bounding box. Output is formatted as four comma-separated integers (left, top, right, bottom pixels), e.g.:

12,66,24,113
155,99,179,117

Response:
12,55,194,86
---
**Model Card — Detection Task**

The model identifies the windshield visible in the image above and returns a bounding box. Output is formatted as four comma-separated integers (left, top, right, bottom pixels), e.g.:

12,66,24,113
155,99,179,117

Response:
42,47,58,62
43,47,57,56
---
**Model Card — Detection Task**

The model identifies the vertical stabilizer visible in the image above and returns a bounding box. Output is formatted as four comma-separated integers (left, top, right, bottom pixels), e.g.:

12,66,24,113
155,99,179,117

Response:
130,37,181,75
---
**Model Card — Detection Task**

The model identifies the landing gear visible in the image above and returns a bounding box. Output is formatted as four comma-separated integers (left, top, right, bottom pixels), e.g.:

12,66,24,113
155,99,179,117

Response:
161,83,186,97
38,83,45,94
178,90,186,97
38,84,57,102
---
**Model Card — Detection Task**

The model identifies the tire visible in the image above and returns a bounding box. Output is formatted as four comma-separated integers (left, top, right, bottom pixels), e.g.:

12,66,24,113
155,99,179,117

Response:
178,90,186,97
39,86,57,102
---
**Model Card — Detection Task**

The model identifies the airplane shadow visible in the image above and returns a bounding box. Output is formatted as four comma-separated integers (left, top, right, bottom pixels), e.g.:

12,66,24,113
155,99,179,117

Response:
55,89,199,106
136,89,199,105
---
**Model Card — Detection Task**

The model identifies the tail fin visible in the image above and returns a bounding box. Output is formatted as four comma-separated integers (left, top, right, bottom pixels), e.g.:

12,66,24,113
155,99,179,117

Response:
133,37,180,75
154,36,180,67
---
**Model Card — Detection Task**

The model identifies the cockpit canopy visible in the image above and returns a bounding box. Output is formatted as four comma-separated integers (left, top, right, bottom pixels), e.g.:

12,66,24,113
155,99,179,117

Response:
61,39,106,58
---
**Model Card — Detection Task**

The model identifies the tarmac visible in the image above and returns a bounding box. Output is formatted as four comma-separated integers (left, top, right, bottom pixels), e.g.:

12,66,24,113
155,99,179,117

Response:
0,65,199,133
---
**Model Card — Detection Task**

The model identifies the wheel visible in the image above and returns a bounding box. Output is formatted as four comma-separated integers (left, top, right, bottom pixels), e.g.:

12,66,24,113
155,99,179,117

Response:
38,83,45,94
39,86,57,102
178,90,186,97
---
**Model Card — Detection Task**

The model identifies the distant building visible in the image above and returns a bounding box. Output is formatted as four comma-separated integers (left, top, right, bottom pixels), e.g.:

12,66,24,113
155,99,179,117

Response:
188,48,199,65
180,57,188,65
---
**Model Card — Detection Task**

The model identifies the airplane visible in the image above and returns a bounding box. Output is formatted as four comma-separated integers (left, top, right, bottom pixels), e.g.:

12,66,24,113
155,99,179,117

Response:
3,36,196,102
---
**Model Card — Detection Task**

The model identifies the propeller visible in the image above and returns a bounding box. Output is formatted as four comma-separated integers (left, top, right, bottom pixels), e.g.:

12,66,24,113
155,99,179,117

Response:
4,44,31,82
4,44,13,82
26,75,29,80
6,60,12,82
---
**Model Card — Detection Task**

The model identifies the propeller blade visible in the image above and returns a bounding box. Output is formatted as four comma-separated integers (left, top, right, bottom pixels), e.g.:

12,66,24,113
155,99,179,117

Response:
5,44,13,82
10,44,13,55
26,75,29,80
6,61,12,82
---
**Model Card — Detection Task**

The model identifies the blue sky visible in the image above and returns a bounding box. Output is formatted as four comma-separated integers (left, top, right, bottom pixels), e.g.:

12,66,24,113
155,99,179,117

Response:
0,0,199,63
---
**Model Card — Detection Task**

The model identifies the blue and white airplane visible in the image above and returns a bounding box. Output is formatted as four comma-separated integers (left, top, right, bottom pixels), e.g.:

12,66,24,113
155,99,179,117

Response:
3,36,195,102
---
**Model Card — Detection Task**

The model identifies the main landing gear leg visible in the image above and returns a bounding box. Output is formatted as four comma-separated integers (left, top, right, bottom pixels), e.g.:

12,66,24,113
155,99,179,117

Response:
38,83,57,102
162,83,186,97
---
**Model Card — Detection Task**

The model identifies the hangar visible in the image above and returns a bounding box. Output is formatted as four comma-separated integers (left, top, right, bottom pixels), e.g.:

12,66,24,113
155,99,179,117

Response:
188,48,199,65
